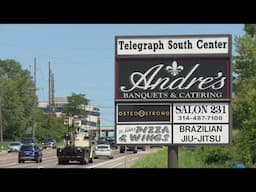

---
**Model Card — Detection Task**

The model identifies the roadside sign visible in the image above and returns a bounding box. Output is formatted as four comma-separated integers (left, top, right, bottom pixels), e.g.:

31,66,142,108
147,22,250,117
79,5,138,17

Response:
115,34,232,145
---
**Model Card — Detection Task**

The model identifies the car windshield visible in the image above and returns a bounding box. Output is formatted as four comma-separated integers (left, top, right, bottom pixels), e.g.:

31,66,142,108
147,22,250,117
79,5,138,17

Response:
10,142,21,146
44,138,55,143
21,138,35,144
97,145,109,149
21,145,33,151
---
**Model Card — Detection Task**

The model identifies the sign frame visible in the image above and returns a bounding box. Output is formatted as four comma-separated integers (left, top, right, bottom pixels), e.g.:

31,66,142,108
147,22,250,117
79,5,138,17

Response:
115,34,232,146
116,34,232,58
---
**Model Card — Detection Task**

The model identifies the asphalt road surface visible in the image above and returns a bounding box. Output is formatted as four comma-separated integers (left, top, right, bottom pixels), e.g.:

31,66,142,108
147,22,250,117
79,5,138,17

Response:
0,147,160,168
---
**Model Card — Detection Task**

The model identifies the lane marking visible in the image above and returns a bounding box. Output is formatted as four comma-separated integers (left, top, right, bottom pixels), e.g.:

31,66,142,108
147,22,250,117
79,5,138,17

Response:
108,162,123,168
87,156,126,168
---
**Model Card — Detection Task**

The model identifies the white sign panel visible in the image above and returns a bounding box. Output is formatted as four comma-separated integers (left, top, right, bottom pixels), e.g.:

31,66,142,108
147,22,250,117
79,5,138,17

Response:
173,103,229,123
116,124,172,144
117,36,230,56
173,124,229,144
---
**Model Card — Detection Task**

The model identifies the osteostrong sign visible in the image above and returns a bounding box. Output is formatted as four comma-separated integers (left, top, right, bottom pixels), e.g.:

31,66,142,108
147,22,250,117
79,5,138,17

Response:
115,34,232,145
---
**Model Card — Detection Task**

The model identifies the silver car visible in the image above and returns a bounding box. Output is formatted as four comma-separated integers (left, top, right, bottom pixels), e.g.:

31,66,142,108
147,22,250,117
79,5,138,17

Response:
8,142,22,153
94,144,113,159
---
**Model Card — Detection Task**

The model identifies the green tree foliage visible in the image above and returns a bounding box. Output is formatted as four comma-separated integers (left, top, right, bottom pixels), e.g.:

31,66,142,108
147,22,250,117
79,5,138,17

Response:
233,24,256,165
198,146,234,165
35,113,66,143
63,93,89,117
0,59,35,140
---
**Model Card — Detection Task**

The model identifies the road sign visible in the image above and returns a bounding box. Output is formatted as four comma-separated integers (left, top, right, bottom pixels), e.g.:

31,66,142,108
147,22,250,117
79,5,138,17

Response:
115,34,232,145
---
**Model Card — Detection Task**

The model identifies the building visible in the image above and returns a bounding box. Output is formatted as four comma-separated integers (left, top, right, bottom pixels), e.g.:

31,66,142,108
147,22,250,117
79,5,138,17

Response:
39,97,67,118
100,126,115,138
39,97,101,141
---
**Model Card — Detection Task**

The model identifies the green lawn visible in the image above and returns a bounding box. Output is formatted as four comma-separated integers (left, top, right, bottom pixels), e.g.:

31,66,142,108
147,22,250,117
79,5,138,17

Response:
132,147,226,168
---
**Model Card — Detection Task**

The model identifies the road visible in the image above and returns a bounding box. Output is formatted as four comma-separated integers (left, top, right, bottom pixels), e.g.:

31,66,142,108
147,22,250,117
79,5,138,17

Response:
0,147,159,168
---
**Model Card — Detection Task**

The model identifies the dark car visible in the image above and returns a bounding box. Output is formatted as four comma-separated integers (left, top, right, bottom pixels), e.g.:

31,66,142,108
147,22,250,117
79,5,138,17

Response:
106,137,118,149
18,144,42,163
98,137,108,144
42,138,57,149
137,145,146,151
182,145,198,151
120,145,137,153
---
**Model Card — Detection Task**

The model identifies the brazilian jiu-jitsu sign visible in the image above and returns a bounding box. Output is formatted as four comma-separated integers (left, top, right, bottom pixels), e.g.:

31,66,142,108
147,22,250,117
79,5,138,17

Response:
115,35,232,145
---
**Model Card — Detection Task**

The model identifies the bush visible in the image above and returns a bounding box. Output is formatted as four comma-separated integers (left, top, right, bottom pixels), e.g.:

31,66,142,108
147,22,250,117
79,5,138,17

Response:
199,146,234,165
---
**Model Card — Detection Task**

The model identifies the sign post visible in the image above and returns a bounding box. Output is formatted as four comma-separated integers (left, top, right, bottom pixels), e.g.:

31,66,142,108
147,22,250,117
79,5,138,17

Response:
115,35,232,168
168,145,178,168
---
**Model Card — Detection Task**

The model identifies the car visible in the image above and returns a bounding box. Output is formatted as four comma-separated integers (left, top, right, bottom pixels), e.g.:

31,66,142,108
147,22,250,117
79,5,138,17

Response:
42,138,57,149
97,137,108,144
18,144,42,163
106,137,118,149
94,144,113,159
182,145,198,151
8,142,22,153
150,145,163,148
120,145,137,153
137,145,146,151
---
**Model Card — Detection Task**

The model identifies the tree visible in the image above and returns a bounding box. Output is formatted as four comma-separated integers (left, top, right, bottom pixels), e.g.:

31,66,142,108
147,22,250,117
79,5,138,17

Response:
0,59,36,140
233,24,256,165
63,93,90,117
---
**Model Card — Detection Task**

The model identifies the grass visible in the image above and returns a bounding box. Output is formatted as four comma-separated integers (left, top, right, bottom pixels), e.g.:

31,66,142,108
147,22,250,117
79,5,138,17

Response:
132,147,229,168
132,148,168,168
0,141,11,152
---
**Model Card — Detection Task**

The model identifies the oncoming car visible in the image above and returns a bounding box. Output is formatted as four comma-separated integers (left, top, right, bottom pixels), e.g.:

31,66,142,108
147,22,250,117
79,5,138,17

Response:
42,138,57,149
120,145,137,153
18,144,42,163
94,144,113,159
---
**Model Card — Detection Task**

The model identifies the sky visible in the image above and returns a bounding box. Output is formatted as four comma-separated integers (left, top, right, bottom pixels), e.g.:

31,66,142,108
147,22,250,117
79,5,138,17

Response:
0,24,244,126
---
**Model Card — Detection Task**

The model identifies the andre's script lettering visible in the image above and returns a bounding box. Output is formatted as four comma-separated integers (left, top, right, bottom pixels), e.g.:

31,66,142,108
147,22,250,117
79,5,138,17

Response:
120,61,226,92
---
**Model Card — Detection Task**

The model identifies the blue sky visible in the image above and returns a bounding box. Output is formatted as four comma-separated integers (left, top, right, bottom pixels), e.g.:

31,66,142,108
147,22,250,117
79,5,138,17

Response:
0,24,244,126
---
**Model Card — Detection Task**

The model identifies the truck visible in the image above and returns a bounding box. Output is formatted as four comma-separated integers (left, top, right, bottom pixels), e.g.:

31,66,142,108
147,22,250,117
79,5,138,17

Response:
57,128,94,165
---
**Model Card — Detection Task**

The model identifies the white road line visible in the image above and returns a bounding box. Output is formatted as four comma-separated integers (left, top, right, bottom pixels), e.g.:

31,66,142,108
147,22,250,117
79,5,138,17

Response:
130,157,139,161
87,156,126,168
108,162,123,168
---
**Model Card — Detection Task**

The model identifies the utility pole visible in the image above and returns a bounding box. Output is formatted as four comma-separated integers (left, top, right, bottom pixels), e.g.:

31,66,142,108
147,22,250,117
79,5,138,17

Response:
51,71,56,119
32,57,37,139
48,61,51,123
48,61,56,123
0,90,3,143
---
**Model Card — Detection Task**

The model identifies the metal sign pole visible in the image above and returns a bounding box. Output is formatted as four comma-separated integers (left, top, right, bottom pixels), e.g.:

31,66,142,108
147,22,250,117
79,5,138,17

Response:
168,145,178,168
